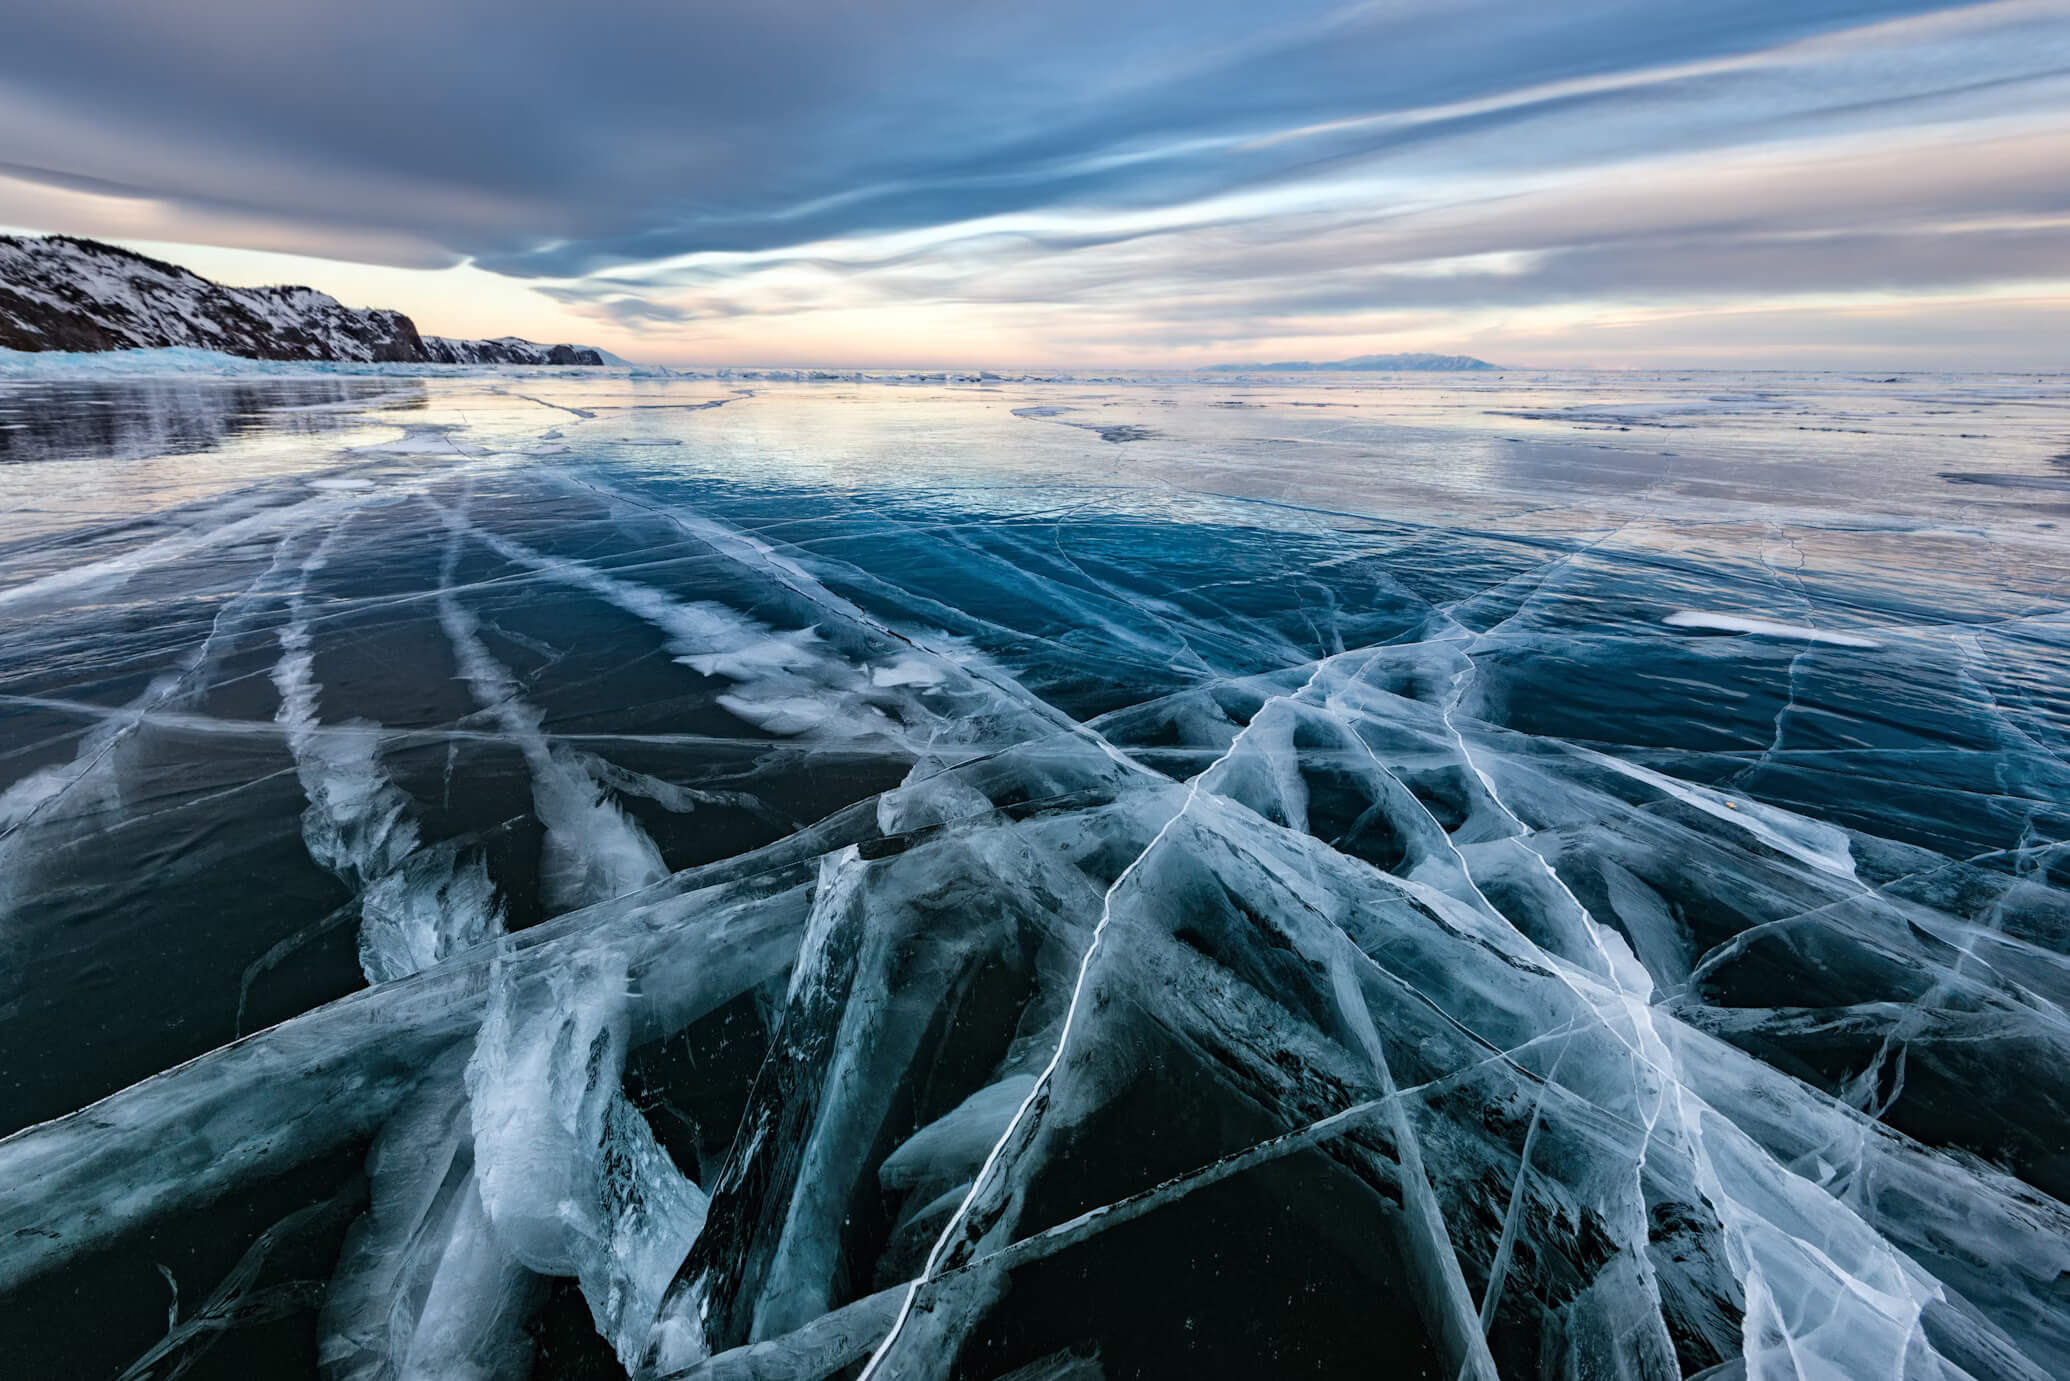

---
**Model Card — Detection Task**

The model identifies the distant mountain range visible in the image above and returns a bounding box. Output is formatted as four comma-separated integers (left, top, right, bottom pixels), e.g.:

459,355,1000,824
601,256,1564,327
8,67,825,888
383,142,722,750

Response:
1205,352,1496,372
0,235,605,366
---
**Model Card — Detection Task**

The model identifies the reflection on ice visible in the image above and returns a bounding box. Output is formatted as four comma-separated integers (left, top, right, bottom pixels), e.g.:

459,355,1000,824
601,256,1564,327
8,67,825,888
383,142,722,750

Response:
0,368,2066,1379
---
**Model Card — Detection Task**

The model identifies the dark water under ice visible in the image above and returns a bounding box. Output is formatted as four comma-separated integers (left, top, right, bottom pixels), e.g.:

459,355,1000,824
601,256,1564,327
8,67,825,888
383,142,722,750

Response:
1,366,2067,1380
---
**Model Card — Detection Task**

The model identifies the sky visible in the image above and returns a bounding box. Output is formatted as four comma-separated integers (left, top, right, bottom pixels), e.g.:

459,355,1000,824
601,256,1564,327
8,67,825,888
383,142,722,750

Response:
1,0,2067,369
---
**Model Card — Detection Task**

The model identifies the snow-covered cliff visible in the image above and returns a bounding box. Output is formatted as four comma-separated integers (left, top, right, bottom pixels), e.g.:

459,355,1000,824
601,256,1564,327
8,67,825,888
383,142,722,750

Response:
0,235,603,366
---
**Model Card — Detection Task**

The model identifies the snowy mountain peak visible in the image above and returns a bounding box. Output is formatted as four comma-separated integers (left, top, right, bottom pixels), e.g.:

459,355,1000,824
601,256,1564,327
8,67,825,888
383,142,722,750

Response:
0,234,603,366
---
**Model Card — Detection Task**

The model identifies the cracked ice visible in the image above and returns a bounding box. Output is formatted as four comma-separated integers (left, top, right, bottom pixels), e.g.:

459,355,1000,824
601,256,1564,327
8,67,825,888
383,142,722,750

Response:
1,366,2067,1380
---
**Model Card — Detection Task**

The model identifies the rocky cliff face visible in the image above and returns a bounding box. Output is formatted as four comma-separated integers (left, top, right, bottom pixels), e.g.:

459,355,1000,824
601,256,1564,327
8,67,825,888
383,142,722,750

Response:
419,335,609,366
0,235,603,366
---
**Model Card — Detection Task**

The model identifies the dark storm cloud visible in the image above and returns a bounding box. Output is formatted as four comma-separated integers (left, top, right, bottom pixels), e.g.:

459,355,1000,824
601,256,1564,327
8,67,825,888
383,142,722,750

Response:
0,0,2019,280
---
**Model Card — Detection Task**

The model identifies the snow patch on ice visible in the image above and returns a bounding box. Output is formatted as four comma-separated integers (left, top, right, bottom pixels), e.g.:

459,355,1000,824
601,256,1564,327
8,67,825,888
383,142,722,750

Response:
348,425,466,457
1663,610,1882,647
870,656,946,690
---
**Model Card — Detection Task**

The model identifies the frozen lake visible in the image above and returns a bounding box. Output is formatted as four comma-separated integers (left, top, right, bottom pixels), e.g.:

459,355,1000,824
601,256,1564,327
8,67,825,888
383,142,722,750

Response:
1,362,2067,1379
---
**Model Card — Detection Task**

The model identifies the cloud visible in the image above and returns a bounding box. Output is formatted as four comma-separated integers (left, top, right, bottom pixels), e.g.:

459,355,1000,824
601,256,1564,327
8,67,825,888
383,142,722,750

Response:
535,284,698,328
0,2,2044,264
0,0,2065,363
543,120,2070,333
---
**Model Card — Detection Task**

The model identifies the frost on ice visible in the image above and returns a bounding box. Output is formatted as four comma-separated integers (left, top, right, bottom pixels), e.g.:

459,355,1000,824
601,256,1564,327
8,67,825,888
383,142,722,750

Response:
0,370,2067,1380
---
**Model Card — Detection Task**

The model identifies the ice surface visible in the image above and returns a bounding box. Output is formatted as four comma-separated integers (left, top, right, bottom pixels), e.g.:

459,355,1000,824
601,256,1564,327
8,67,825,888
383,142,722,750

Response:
0,365,2066,1379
